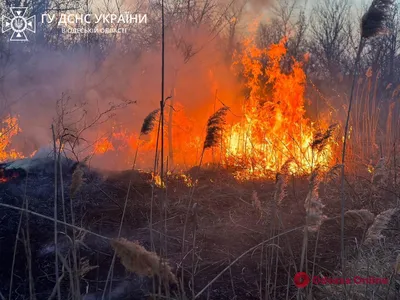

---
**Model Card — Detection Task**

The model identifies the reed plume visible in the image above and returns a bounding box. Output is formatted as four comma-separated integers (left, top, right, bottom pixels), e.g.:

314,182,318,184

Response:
140,109,160,137
311,123,338,152
371,157,387,185
274,159,293,206
364,208,398,245
110,238,177,284
361,0,394,38
70,164,84,197
203,106,229,149
344,209,375,228
340,0,395,274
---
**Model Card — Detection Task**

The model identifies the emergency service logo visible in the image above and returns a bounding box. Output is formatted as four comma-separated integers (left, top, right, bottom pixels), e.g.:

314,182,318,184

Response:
1,7,36,42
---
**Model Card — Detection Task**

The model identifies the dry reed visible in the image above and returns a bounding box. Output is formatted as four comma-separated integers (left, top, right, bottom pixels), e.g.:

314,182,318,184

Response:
371,157,387,185
110,238,177,285
344,209,375,228
364,208,398,245
70,165,84,197
395,253,400,275
304,169,327,232
140,109,160,137
203,106,229,149
340,0,395,277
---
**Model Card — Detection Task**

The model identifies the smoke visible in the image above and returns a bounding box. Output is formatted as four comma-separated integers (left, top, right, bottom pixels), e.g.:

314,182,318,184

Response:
1,19,242,170
246,0,274,12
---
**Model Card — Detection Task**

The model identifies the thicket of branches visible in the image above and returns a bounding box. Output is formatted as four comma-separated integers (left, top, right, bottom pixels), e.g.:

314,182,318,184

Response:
0,0,398,94
0,0,398,80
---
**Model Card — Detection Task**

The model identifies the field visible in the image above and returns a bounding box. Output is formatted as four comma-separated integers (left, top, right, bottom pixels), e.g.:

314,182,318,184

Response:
1,0,400,299
0,155,399,299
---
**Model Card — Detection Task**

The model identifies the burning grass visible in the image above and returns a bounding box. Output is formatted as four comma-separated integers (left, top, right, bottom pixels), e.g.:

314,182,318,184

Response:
0,11,399,300
2,37,337,179
0,116,24,162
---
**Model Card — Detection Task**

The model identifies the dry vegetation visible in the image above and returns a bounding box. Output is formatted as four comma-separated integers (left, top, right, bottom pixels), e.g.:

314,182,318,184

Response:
0,0,400,300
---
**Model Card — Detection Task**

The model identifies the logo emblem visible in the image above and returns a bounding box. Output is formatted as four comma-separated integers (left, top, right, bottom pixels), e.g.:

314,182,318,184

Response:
294,272,310,288
2,7,36,42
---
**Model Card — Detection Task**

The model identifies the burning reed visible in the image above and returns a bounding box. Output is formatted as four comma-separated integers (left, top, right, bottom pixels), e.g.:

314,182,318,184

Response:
203,106,229,150
140,109,160,137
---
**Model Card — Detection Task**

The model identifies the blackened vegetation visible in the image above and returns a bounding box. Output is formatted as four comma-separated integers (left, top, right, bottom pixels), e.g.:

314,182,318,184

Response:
203,106,229,149
362,0,395,38
0,158,153,300
0,164,27,182
0,157,398,299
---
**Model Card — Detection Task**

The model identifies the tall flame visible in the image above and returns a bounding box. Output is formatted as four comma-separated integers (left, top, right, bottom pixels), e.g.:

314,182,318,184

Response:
221,37,335,179
0,116,24,162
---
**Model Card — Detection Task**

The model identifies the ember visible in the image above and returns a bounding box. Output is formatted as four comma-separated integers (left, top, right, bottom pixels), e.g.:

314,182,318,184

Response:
0,166,23,183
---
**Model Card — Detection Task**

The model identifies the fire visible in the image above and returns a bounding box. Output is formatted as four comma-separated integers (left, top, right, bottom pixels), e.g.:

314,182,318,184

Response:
86,37,336,178
0,168,20,183
94,137,115,154
0,36,335,180
221,37,335,179
0,116,24,162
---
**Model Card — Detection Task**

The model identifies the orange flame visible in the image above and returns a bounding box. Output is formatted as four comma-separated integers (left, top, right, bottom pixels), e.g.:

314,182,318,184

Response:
0,116,24,162
222,37,335,179
94,137,115,154
86,38,336,178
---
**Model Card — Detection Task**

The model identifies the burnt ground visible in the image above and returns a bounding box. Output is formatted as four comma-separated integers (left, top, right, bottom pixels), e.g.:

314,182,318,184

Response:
0,157,398,299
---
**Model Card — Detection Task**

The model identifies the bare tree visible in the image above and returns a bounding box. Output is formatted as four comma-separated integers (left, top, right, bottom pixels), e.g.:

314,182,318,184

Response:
308,0,351,79
256,0,308,60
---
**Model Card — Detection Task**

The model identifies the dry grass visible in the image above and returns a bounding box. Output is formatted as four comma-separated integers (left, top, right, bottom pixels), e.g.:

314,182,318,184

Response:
305,169,326,232
344,209,375,229
70,164,84,197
